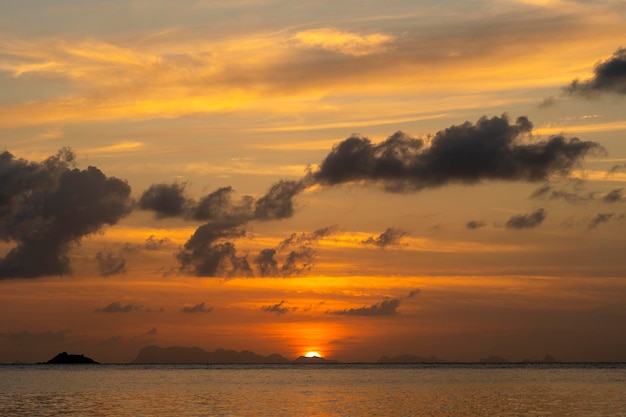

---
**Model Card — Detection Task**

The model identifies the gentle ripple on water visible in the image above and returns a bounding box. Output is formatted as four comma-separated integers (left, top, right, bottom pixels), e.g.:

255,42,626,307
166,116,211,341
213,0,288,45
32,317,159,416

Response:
1,364,625,416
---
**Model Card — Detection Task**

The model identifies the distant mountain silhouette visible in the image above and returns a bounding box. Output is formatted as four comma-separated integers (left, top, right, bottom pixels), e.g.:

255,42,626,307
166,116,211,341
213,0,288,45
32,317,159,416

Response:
132,345,290,364
480,355,510,363
293,355,339,364
377,354,445,364
44,352,99,364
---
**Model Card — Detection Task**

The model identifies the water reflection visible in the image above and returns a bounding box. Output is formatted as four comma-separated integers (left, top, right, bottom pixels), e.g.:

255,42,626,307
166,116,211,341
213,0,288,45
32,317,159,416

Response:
0,364,624,416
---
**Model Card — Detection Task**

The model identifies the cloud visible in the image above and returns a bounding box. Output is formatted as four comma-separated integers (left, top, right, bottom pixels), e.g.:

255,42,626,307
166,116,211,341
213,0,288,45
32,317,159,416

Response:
253,180,306,221
94,250,127,277
253,226,337,277
0,149,132,279
406,289,422,298
309,115,600,192
291,28,394,56
95,302,144,313
138,182,190,219
331,299,401,317
176,222,252,278
466,220,487,229
142,114,596,278
144,235,173,250
361,227,409,247
538,96,557,108
530,184,597,203
140,179,304,223
181,302,213,313
588,213,615,229
192,186,253,222
603,188,624,203
565,47,626,96
261,300,296,315
253,249,280,277
505,208,547,229
280,246,316,277
277,226,338,251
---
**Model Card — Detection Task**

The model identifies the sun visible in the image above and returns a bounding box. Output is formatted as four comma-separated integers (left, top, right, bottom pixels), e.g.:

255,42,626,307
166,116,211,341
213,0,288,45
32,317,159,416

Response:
304,351,322,358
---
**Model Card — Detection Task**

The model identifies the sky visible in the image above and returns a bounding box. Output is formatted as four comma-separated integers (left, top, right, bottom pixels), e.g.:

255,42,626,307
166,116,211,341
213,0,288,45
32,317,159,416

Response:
1,0,626,364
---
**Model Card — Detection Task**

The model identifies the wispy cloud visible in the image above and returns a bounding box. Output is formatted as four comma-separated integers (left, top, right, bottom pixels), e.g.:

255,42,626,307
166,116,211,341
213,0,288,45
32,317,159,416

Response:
291,28,394,56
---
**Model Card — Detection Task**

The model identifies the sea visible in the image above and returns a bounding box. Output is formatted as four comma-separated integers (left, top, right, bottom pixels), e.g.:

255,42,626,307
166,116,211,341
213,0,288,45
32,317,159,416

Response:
1,363,625,416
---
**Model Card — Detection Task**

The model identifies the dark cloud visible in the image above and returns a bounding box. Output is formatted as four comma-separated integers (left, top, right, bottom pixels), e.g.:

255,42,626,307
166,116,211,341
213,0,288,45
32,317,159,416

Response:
538,96,557,108
192,186,253,222
277,226,337,251
361,227,408,247
0,149,132,279
140,180,308,277
608,163,626,174
530,185,597,203
331,298,401,317
565,47,626,96
406,289,422,299
310,115,599,192
95,302,143,313
254,248,280,277
144,235,173,250
505,208,546,229
603,189,624,203
140,180,304,223
181,302,213,313
177,222,252,278
252,226,338,277
280,246,315,276
138,182,189,219
253,180,305,221
466,220,487,229
261,300,296,315
95,250,127,276
588,213,615,229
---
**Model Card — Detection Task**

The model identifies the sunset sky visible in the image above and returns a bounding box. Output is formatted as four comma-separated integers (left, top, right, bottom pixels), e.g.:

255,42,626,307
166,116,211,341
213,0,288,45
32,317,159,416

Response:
1,0,626,364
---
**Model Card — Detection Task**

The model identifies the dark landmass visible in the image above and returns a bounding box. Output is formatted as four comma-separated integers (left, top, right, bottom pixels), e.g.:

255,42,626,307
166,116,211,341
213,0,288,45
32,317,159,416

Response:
522,354,558,363
132,345,291,364
293,355,339,364
377,354,446,364
129,346,565,365
44,352,99,364
480,355,510,363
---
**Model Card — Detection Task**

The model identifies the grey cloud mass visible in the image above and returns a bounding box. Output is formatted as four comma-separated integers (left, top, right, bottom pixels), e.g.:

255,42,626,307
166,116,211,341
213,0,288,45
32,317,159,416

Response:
261,300,295,315
530,184,597,203
141,114,598,278
95,302,143,313
181,302,213,313
310,115,599,192
361,227,408,247
177,222,252,278
505,208,546,229
0,149,132,279
95,250,127,277
588,213,615,229
138,182,190,219
566,47,626,96
603,189,624,203
466,220,487,229
332,299,401,317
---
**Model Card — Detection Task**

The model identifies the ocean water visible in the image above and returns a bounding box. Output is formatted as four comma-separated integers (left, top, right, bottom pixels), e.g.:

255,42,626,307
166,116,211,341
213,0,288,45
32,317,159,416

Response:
1,364,625,416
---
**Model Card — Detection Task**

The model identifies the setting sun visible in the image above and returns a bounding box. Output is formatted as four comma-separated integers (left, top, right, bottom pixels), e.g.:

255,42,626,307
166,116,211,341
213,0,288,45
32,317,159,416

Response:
304,351,322,358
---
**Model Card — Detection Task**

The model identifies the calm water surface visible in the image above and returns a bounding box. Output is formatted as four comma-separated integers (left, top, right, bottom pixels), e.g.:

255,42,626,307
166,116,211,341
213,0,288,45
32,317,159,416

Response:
1,364,625,416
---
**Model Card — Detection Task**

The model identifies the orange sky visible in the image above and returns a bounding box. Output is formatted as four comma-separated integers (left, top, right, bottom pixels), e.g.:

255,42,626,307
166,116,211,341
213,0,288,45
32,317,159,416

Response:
1,0,626,363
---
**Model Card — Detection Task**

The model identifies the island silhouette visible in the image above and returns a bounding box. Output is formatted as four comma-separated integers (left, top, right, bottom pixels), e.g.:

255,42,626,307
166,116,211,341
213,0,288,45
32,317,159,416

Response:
132,345,340,364
44,352,99,364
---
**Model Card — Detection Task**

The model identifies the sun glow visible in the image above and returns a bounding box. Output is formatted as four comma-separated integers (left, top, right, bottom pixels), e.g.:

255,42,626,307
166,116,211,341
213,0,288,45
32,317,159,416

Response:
304,351,322,358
